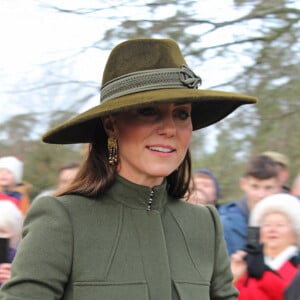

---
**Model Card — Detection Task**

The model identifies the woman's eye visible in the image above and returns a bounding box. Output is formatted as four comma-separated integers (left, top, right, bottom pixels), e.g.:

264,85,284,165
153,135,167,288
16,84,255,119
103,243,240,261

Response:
137,107,157,116
176,109,190,120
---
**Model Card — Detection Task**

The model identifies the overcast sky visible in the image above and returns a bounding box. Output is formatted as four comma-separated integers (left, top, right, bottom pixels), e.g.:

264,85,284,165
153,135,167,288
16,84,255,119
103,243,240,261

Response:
0,0,110,116
0,0,256,120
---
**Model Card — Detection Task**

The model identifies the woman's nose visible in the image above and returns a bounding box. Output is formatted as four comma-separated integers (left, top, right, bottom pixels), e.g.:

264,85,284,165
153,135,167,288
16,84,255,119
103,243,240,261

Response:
157,114,176,136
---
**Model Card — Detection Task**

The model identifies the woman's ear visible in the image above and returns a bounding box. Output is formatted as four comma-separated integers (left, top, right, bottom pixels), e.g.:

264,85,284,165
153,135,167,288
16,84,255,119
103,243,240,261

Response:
102,115,116,136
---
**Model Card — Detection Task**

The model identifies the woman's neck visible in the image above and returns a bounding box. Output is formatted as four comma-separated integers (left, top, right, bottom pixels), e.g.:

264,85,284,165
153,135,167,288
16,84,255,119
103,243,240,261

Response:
117,171,164,188
264,246,288,258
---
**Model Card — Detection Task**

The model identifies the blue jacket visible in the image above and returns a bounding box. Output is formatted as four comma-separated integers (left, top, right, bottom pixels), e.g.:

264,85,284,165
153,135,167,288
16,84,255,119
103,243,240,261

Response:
218,197,249,255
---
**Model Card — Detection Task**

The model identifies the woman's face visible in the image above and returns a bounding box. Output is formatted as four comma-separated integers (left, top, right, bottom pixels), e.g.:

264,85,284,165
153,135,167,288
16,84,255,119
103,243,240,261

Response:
105,103,192,187
260,212,297,254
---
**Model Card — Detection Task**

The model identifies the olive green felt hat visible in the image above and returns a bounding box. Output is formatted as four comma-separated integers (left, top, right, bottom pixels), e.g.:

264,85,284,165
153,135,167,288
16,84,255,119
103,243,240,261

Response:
43,38,257,144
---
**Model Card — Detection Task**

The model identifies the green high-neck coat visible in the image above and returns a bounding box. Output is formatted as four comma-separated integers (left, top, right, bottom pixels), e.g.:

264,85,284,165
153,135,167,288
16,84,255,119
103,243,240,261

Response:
0,176,237,300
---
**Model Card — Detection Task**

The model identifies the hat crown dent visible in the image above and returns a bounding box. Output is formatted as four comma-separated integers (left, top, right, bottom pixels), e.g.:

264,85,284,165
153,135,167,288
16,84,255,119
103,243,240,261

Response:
102,38,187,86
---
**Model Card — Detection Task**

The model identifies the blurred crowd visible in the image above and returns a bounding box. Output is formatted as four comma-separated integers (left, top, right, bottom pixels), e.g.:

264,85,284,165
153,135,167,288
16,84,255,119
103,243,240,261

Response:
0,155,81,286
187,150,300,300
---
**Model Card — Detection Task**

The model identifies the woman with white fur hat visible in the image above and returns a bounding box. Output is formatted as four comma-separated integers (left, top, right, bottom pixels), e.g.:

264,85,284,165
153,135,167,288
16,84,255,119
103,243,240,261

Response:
231,193,300,300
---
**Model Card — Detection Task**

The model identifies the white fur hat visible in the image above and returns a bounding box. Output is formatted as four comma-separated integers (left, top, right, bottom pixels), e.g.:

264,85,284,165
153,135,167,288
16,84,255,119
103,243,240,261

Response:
250,193,300,246
0,156,23,184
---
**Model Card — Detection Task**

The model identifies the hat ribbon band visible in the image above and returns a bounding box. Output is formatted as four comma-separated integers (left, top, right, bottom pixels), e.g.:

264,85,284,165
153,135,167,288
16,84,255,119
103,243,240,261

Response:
101,65,202,102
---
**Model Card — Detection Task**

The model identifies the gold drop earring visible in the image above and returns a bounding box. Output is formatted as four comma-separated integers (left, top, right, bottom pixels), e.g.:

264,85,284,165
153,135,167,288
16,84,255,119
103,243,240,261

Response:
107,136,118,166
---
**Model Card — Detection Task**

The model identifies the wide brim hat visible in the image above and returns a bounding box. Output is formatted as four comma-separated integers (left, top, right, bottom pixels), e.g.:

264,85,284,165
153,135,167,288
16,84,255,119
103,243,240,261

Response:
43,38,257,144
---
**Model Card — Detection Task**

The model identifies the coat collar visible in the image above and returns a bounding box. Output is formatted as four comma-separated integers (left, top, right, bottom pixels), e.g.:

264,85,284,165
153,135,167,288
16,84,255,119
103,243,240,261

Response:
106,175,169,211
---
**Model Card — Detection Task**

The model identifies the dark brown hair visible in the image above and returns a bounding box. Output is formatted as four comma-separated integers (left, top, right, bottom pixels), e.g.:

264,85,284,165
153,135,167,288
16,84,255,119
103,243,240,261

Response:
243,155,279,179
57,124,191,199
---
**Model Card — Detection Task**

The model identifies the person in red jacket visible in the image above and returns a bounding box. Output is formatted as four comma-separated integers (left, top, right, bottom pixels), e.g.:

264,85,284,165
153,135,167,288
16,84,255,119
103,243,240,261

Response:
0,156,31,215
231,193,300,300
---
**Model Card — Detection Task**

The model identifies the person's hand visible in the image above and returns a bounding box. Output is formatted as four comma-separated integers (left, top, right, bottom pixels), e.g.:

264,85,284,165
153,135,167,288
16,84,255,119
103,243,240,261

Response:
0,263,12,284
230,250,247,283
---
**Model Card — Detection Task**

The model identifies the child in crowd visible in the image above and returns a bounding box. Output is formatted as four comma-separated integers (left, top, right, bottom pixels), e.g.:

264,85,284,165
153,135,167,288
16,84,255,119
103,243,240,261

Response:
0,156,31,215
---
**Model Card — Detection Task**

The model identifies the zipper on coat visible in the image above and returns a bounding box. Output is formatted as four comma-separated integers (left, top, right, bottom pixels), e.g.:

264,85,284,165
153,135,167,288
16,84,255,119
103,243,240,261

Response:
147,189,154,211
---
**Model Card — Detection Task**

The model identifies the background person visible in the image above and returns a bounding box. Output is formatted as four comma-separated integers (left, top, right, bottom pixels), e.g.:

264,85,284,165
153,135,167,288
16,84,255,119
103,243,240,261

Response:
219,155,282,255
186,185,210,206
290,171,300,199
0,38,256,300
231,193,300,300
0,200,23,286
55,162,80,193
0,156,31,215
33,162,80,201
262,151,290,193
188,168,221,206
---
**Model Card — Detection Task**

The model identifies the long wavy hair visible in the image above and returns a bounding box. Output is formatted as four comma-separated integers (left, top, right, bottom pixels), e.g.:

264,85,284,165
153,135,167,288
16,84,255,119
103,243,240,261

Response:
57,121,192,199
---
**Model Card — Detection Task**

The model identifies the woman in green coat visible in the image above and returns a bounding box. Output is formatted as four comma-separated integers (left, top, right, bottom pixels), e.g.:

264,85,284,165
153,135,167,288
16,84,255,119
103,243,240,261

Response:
0,38,257,300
